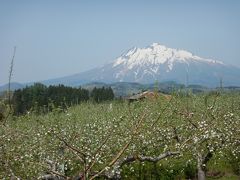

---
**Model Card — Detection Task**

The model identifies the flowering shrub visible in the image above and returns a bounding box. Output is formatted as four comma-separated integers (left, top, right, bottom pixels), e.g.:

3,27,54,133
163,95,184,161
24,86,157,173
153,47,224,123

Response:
0,92,239,179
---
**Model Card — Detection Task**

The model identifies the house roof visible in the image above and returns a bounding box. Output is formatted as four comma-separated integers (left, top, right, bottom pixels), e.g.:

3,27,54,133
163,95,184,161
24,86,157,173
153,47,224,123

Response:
127,91,157,100
127,91,172,101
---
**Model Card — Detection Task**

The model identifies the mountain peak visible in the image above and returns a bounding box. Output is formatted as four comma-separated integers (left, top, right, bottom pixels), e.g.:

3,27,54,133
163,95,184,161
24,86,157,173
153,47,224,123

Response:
113,43,223,69
151,42,160,46
150,42,166,48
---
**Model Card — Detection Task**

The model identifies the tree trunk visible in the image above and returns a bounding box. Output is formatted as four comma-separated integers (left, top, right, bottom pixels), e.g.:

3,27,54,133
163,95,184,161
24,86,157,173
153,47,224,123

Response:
197,153,206,180
197,166,206,180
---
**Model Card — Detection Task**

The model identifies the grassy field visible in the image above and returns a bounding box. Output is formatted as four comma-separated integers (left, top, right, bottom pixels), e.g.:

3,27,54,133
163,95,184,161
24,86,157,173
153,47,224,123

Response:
0,92,240,179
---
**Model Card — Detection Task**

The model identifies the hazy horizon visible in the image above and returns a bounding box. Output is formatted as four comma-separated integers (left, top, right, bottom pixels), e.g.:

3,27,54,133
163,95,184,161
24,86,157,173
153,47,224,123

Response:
1,0,240,85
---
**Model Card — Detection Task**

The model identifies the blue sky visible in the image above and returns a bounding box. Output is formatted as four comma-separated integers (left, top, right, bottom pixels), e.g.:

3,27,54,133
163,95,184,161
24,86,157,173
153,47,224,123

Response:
0,0,240,85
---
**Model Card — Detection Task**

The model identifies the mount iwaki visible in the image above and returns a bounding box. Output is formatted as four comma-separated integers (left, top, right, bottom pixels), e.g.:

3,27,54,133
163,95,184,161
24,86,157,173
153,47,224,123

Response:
44,43,240,87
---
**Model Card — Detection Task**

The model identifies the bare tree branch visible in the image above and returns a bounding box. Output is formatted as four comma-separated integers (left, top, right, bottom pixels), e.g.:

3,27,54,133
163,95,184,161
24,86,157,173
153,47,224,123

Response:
86,131,113,173
120,151,180,167
8,46,16,108
2,46,16,126
91,151,180,179
90,112,147,180
55,133,86,162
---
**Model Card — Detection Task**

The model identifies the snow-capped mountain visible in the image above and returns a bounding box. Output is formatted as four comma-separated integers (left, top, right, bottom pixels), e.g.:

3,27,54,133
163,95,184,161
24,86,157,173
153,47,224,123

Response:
113,43,223,70
43,43,240,87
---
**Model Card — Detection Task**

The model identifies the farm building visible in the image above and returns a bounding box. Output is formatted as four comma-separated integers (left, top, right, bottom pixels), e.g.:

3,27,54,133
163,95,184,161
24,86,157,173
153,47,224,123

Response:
126,91,171,103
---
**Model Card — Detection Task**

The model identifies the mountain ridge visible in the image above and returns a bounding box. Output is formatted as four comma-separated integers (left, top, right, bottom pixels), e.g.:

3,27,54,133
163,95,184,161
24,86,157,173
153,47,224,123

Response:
113,43,224,69
57,43,238,87
109,43,227,84
1,43,240,88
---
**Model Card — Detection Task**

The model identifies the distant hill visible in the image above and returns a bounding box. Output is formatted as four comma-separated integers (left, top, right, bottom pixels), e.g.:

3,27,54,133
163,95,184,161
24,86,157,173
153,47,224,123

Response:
81,82,145,97
0,82,25,92
1,81,239,97
82,81,209,97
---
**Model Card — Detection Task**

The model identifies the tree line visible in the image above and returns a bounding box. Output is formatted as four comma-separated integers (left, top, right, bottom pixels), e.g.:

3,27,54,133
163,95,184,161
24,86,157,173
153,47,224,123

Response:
11,83,114,115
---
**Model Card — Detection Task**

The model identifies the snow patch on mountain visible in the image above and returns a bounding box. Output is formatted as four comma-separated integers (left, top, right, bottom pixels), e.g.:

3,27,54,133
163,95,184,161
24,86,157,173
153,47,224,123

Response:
113,43,223,71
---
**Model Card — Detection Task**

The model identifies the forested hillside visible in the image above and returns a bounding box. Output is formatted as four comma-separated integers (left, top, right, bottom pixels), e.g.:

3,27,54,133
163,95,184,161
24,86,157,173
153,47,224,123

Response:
10,83,114,115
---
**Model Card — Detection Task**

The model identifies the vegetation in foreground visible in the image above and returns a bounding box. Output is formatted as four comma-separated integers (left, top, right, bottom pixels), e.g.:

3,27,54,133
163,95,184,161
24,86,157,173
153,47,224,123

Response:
0,92,240,179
